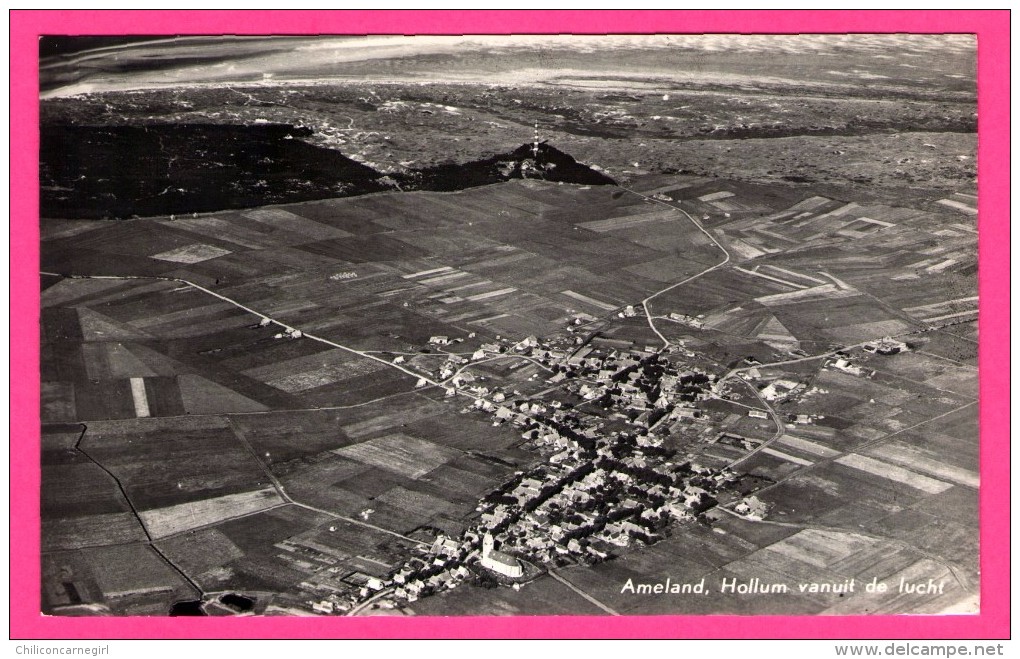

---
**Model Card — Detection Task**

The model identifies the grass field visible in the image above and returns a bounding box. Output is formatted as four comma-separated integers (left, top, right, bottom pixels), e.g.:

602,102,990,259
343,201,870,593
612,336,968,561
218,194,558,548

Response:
140,488,283,538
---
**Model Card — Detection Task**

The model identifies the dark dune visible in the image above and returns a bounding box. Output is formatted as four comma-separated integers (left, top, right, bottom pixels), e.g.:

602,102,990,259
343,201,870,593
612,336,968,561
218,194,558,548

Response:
404,142,616,191
40,123,389,219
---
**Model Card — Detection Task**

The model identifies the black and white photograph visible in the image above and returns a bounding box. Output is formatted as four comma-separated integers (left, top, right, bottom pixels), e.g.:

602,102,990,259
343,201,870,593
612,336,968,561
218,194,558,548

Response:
38,32,980,618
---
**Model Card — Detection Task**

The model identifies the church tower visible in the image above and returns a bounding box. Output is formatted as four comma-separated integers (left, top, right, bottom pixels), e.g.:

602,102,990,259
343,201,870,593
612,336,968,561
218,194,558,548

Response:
482,532,495,558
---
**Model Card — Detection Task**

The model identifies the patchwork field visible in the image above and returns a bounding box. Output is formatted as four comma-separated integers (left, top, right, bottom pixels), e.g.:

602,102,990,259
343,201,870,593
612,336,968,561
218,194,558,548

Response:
41,173,978,616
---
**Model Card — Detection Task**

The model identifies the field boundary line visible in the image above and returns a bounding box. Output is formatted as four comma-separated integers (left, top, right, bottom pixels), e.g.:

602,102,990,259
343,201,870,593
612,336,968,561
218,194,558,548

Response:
69,423,205,598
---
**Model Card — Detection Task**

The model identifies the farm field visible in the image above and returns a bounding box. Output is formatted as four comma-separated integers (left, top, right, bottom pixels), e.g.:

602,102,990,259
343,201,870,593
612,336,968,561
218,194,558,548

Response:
154,504,413,600
43,543,197,615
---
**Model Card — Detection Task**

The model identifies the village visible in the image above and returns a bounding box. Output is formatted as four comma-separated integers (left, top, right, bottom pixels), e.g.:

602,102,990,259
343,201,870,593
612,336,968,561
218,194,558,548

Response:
280,301,927,615
286,312,793,613
37,169,977,618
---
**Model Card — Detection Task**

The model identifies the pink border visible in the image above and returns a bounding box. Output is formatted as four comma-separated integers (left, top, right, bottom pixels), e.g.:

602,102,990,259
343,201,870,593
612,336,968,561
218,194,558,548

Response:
11,10,1009,640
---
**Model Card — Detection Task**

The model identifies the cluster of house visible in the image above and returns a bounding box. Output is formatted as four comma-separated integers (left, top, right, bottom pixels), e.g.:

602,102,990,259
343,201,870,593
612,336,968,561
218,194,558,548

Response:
370,445,738,609
340,325,793,613
299,307,919,614
733,495,769,520
329,333,751,610
758,377,804,402
566,349,715,421
744,409,821,426
668,312,705,329
732,368,809,407
387,447,730,601
863,337,909,355
388,537,476,602
478,453,732,565
273,550,399,616
827,355,874,378
379,530,526,604
407,335,720,443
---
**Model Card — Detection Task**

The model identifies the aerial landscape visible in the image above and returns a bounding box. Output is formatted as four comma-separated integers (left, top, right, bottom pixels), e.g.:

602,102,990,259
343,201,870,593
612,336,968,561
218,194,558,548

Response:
38,34,979,617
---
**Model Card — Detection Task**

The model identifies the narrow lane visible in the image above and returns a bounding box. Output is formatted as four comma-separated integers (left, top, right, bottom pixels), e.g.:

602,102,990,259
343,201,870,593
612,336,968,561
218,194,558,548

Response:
615,187,732,348
548,568,620,616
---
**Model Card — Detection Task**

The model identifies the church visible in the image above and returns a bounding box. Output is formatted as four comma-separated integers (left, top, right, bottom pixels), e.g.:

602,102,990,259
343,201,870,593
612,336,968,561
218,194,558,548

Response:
480,533,524,579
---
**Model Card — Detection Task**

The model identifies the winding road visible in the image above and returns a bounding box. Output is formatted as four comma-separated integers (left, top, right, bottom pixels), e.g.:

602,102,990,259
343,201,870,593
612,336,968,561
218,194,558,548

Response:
617,186,732,348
